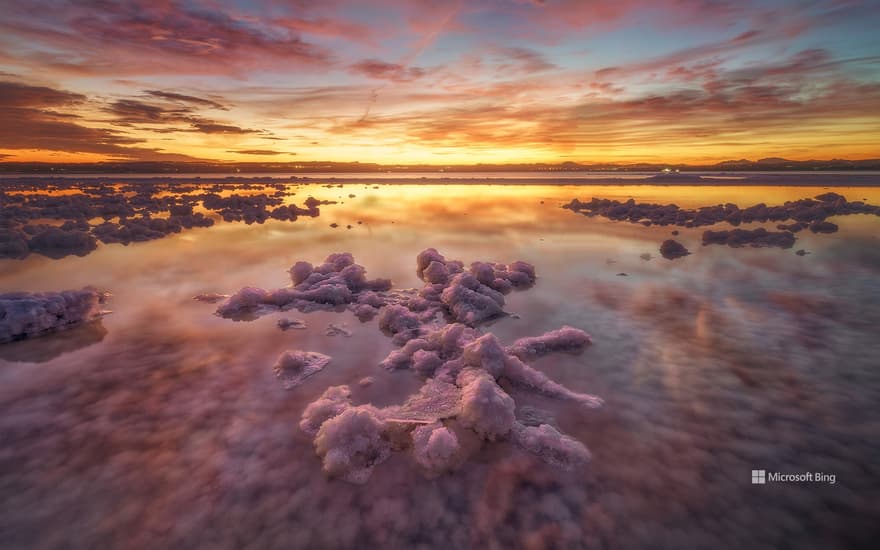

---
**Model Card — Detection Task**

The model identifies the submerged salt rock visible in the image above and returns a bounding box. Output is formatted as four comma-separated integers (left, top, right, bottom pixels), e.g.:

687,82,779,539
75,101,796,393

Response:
277,317,307,330
507,326,592,361
412,422,460,474
192,293,228,303
701,228,796,249
441,273,505,325
384,379,461,423
314,406,391,484
511,422,591,470
0,288,108,343
272,350,331,389
325,323,352,337
456,368,515,441
516,405,557,428
299,385,352,435
503,355,603,409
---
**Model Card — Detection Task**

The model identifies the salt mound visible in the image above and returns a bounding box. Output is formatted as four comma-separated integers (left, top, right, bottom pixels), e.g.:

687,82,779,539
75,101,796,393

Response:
299,385,352,435
660,239,690,259
456,368,515,441
412,422,461,475
314,406,391,484
216,287,270,317
223,249,601,483
441,273,505,325
415,250,536,325
272,350,331,389
216,249,534,328
0,288,109,343
462,333,507,377
216,253,391,319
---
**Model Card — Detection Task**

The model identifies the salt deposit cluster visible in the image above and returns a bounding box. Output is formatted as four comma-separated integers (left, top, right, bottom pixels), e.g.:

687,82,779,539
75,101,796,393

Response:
564,192,880,257
218,249,601,483
0,180,337,259
216,252,393,320
563,192,879,229
0,287,109,343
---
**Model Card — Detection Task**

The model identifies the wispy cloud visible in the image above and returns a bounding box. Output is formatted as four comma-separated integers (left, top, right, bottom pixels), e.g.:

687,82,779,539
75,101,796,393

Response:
0,80,204,160
0,0,877,163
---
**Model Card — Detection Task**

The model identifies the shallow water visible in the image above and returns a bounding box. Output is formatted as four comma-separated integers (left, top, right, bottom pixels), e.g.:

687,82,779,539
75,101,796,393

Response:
1,183,879,549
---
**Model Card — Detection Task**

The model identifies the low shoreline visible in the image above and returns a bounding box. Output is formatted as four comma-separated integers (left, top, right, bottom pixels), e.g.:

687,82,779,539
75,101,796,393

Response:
2,172,880,186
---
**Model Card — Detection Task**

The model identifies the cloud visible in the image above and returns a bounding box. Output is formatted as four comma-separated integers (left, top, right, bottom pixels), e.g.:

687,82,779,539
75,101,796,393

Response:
350,59,427,82
104,97,257,134
312,45,880,161
145,90,227,110
0,80,204,160
0,80,86,108
189,120,257,135
0,0,332,76
227,149,290,155
495,47,557,74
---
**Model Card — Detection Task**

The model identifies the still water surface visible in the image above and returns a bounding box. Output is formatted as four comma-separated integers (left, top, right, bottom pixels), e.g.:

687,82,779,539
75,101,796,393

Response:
1,183,878,549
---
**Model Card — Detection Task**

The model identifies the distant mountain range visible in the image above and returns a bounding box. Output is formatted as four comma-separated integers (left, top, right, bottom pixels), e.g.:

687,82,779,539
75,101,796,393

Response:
1,158,879,174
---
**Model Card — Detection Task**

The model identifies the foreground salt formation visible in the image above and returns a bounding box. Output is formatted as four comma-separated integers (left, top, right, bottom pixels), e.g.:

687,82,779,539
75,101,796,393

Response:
216,248,536,327
218,249,601,483
298,317,600,483
0,288,109,343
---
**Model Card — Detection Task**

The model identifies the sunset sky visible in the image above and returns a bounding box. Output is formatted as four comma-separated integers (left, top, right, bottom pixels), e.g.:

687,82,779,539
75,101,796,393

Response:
0,0,878,165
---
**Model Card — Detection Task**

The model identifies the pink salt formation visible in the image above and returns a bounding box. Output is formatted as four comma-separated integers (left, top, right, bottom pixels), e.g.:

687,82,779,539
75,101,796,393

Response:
0,288,109,343
286,250,600,483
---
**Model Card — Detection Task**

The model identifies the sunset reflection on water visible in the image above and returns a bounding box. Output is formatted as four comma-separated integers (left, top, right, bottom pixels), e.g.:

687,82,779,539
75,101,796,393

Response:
1,183,879,549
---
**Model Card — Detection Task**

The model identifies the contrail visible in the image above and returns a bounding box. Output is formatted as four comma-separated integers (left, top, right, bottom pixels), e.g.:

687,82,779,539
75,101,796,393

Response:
357,1,462,124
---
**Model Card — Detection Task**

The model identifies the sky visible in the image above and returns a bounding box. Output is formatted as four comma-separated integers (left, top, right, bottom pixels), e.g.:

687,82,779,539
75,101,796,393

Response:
0,0,878,165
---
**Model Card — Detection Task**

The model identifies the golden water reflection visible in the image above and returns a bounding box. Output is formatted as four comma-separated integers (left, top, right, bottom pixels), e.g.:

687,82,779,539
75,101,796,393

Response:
1,183,878,548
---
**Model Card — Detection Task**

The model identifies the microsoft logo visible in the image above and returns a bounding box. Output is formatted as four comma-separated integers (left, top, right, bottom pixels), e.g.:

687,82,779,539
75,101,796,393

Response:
751,470,766,484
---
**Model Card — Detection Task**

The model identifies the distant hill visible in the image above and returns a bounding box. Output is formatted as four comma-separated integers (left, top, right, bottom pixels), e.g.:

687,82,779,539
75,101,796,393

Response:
1,158,879,174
